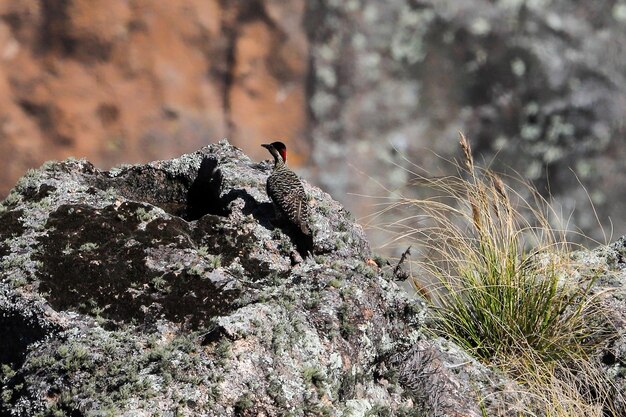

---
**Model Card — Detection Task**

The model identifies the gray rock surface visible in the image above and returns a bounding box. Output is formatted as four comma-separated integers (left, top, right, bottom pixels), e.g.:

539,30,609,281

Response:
2,140,626,416
576,237,626,403
306,0,626,248
0,140,519,416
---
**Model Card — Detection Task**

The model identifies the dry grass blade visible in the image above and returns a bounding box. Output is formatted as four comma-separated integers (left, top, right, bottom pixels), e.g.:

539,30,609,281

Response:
370,133,621,416
459,131,474,175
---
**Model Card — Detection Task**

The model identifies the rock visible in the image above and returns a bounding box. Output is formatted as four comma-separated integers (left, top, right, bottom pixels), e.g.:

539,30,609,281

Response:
4,139,626,416
305,0,626,246
2,0,626,249
0,140,517,416
0,0,309,196
573,238,626,410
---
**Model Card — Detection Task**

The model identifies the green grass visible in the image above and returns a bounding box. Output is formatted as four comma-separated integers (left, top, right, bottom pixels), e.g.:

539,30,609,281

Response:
370,133,622,416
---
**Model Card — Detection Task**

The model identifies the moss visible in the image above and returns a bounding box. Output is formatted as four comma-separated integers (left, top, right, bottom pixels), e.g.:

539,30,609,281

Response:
365,405,393,417
340,285,355,299
338,303,357,338
10,327,207,415
271,323,288,355
10,276,28,288
188,264,205,276
207,254,222,269
0,254,30,270
78,242,99,252
303,366,326,397
353,261,376,278
24,352,56,369
337,370,357,401
372,254,388,268
395,406,426,417
302,403,333,417
304,292,321,309
56,342,92,372
317,204,331,216
84,298,104,316
330,260,344,270
277,236,293,253
214,339,232,366
267,377,287,408
278,293,297,311
1,388,13,404
151,275,168,292
135,207,157,222
313,255,326,264
0,191,23,210
0,364,16,382
328,278,342,288
206,384,222,406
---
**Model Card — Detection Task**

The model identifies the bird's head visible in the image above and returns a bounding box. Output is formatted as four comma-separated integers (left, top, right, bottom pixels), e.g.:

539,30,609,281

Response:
261,141,287,164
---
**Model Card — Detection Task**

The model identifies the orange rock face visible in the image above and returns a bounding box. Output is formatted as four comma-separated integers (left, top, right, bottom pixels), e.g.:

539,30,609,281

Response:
0,0,308,196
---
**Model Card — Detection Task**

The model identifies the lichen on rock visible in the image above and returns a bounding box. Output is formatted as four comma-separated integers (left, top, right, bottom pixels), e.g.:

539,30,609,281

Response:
3,140,624,416
0,140,424,416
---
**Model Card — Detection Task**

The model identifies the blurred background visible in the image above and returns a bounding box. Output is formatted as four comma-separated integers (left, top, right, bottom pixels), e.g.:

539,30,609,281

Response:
0,0,625,253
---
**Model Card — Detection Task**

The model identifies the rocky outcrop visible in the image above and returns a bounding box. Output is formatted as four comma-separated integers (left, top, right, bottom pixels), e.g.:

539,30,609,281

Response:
577,238,626,401
0,140,525,416
2,140,626,416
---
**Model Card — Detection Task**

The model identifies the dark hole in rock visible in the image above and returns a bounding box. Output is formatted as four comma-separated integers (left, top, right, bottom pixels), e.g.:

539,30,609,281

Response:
0,310,53,368
78,155,230,221
36,203,240,329
601,350,616,366
0,209,25,259
20,184,57,202
186,156,227,220
201,325,230,345
87,156,228,221
0,210,25,238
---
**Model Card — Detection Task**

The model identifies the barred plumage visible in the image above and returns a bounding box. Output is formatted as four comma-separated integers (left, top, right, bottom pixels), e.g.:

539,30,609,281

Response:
262,141,311,236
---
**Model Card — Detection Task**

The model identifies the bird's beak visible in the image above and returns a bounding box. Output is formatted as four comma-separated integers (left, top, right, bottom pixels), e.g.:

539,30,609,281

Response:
261,143,271,150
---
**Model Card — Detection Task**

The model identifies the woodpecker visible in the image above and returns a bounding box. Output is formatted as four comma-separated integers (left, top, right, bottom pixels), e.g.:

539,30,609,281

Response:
261,141,311,236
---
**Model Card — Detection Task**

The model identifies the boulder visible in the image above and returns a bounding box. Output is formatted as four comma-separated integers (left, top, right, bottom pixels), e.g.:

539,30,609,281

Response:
0,140,514,416
3,140,626,416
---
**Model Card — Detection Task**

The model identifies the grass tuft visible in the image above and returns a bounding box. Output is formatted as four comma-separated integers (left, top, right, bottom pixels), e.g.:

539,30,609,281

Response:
369,133,622,416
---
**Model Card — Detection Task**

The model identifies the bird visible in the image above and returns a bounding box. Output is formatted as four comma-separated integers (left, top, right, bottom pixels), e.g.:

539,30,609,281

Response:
261,141,311,236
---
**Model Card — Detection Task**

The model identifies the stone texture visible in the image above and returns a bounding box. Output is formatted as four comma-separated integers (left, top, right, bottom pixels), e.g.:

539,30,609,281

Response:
0,140,520,417
0,0,308,196
304,0,626,248
1,0,626,249
575,237,626,407
2,140,626,415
